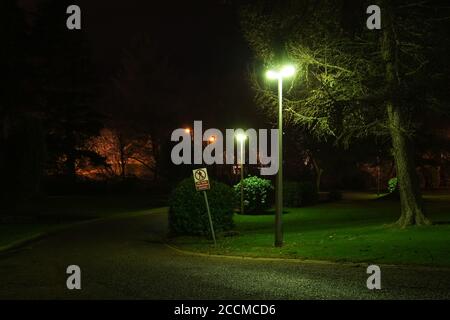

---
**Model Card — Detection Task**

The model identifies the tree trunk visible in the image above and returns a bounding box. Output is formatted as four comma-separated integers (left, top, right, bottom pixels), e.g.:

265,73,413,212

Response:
311,157,323,192
118,134,127,179
150,137,159,182
382,0,430,227
120,152,126,179
65,152,77,180
387,103,430,227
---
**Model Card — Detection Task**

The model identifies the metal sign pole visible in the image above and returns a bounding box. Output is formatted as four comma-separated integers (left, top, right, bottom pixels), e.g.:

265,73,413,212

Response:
203,191,216,246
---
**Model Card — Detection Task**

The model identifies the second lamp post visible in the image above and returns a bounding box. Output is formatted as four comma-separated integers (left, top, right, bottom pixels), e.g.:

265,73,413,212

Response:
236,133,247,215
266,65,295,247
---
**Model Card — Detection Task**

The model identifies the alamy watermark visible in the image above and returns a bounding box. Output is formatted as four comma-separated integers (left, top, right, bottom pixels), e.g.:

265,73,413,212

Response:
171,121,279,176
66,265,81,290
366,265,381,290
65,5,381,31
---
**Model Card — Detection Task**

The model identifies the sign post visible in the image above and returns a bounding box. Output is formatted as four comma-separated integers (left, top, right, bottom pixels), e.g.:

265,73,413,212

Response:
192,168,216,246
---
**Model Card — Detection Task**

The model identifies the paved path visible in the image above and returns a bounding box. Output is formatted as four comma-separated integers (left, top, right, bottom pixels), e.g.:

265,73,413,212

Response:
0,209,449,299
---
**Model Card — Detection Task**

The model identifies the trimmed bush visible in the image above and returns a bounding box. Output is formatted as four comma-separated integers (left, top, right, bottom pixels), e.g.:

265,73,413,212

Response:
169,178,234,236
298,181,319,205
234,176,273,214
327,190,343,202
283,181,302,207
283,181,319,207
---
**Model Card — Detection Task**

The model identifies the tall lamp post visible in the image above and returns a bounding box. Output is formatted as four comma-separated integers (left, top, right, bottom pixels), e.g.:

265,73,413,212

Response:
236,133,247,215
266,65,295,247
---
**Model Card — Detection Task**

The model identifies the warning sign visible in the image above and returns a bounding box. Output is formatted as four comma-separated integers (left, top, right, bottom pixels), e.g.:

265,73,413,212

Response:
193,168,210,191
192,167,216,245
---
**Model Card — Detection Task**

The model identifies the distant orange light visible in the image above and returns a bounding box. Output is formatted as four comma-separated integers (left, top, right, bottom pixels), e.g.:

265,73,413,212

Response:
208,136,216,143
184,128,191,134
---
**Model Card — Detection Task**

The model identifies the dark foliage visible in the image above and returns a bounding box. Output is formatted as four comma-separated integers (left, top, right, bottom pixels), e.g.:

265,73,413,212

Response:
283,181,302,207
284,180,319,207
169,178,234,236
327,190,343,202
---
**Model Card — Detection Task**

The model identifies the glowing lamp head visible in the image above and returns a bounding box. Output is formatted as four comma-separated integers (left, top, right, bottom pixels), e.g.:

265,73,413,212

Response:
208,136,216,143
236,133,247,143
266,65,296,80
280,65,295,78
184,128,191,134
266,70,279,80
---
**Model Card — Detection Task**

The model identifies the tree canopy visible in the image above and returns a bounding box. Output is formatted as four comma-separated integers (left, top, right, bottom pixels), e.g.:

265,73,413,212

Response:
240,0,450,226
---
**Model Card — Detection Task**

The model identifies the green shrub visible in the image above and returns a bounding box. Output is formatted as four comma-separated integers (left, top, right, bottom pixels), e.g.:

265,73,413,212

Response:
283,181,319,207
234,176,273,214
283,181,302,207
327,190,343,202
298,181,319,205
388,177,398,193
169,178,234,236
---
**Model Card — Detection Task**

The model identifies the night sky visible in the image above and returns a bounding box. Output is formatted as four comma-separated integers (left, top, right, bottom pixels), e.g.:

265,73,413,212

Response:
19,0,264,130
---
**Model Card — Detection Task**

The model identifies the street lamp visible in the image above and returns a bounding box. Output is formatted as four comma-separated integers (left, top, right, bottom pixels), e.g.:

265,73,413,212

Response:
208,135,217,144
184,128,194,142
266,64,295,247
236,133,247,215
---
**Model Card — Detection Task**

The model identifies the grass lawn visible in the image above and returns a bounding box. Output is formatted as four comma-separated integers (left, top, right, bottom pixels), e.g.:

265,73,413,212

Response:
172,192,450,267
0,195,166,250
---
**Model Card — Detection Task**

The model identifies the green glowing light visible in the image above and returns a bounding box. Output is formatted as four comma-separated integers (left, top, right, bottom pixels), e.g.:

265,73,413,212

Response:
236,133,247,142
266,65,296,79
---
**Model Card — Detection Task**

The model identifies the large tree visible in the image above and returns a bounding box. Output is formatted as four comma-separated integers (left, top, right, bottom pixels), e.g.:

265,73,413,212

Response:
32,0,104,179
240,0,450,227
0,0,47,201
103,35,183,182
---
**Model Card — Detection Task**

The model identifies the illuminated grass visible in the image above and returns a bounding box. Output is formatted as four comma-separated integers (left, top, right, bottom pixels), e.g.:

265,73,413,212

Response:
173,193,450,267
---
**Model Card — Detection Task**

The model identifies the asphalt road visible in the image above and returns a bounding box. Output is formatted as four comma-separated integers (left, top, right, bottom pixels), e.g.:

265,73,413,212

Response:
0,209,449,299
